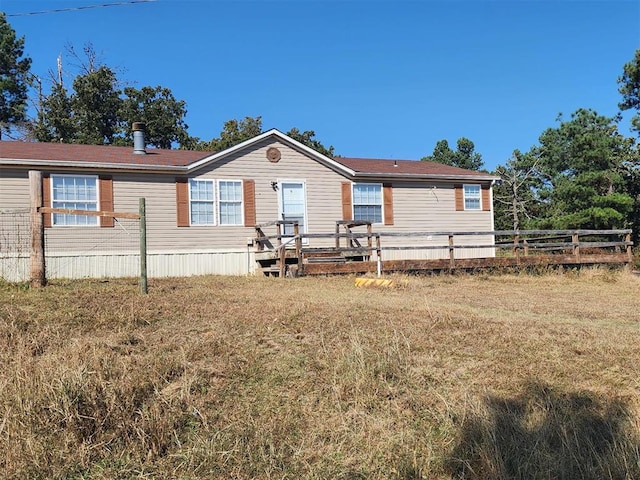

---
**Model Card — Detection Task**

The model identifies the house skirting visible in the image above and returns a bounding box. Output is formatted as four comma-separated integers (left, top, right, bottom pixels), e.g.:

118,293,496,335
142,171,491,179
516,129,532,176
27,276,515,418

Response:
1,249,257,282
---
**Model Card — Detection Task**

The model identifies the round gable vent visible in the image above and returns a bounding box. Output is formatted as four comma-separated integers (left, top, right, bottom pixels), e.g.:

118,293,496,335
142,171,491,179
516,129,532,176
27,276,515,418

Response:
266,147,281,163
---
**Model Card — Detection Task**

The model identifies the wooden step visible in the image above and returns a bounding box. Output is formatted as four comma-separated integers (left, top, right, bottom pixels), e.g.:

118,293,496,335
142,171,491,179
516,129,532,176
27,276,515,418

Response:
305,256,347,264
260,266,282,276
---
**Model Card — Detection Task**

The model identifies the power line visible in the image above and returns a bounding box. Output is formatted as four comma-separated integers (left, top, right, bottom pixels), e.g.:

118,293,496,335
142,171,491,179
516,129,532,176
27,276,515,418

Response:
6,0,157,17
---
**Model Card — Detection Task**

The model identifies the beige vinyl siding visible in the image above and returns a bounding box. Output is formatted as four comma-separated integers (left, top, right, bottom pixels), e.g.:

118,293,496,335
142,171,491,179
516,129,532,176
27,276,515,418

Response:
0,169,30,209
159,138,346,250
340,181,493,234
374,181,494,259
0,170,31,282
387,181,492,233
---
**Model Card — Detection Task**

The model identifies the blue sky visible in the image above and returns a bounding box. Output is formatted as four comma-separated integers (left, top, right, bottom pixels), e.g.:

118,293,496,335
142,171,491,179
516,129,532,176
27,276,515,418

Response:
2,0,639,170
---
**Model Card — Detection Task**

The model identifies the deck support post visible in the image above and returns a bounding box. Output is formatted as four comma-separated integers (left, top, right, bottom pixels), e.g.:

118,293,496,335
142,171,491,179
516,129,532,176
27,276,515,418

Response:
295,223,302,276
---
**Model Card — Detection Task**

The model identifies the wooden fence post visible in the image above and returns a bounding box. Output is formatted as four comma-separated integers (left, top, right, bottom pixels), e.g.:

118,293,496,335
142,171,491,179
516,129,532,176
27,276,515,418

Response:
572,232,580,261
29,170,46,288
625,232,633,266
139,198,148,294
376,234,382,277
449,234,455,269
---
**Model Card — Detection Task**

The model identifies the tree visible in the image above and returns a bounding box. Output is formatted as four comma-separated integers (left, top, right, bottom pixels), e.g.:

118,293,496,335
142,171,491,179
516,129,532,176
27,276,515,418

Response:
493,149,542,231
422,137,484,170
119,86,189,149
534,109,635,230
187,116,337,156
424,139,456,166
286,127,335,157
454,138,484,171
71,66,121,144
187,116,264,151
32,82,74,142
0,12,32,139
618,49,640,133
32,48,191,148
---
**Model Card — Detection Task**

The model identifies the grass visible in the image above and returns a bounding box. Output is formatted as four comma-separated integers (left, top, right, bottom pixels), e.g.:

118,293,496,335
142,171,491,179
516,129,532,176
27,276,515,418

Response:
1,268,639,479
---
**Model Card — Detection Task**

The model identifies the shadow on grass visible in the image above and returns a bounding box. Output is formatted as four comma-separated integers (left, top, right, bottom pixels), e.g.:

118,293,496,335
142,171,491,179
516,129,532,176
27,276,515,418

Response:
446,382,640,480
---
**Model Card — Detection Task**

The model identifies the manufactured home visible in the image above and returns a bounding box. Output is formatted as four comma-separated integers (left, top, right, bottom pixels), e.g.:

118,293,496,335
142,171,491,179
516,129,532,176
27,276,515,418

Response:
0,128,498,281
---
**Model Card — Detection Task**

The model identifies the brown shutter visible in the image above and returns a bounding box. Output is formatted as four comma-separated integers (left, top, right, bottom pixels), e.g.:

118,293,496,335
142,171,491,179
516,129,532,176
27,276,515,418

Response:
341,182,352,221
383,184,394,225
176,177,190,227
99,176,114,227
482,184,491,211
243,179,256,226
454,184,464,211
42,174,52,228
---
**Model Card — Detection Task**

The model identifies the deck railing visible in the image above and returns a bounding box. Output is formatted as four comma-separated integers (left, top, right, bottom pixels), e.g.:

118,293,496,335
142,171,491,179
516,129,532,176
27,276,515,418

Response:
254,223,633,276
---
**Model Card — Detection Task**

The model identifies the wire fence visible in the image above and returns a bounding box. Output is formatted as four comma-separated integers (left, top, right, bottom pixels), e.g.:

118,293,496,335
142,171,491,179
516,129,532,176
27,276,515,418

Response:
0,209,141,283
0,209,30,282
44,217,141,280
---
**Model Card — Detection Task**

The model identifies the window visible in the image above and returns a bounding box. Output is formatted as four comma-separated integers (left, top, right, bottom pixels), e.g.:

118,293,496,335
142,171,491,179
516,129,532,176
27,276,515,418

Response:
189,179,214,225
51,175,98,226
353,183,382,223
218,180,243,225
464,184,481,210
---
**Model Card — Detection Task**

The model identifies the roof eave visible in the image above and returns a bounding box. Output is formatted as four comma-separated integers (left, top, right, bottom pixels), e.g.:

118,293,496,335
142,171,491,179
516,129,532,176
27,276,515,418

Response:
351,172,500,182
0,158,188,173
185,128,356,176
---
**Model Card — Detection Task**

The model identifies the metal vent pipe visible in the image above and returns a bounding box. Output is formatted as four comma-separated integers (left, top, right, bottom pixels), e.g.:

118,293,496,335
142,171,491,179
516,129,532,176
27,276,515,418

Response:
132,122,146,154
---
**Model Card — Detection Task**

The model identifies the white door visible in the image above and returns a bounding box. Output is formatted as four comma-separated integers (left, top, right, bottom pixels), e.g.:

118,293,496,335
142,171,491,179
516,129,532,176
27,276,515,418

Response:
279,181,306,237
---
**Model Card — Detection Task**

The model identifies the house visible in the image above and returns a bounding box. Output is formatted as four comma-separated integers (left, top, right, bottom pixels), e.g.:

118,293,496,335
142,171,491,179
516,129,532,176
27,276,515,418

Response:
0,128,498,281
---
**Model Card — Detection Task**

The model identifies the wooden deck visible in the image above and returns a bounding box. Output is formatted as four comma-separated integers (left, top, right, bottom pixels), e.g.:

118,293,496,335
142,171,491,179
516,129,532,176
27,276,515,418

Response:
254,222,634,277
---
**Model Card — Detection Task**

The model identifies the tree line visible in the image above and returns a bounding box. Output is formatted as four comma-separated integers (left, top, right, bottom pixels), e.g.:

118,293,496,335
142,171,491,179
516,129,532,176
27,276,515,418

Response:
1,13,639,240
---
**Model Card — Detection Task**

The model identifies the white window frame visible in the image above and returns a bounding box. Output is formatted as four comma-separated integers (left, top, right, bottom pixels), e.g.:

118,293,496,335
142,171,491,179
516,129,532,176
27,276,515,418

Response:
189,179,215,226
463,184,482,211
217,179,244,226
51,174,99,226
352,183,383,224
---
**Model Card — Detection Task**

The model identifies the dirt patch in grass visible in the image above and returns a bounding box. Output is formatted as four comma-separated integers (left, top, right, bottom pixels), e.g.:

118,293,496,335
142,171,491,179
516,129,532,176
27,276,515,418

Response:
1,269,639,478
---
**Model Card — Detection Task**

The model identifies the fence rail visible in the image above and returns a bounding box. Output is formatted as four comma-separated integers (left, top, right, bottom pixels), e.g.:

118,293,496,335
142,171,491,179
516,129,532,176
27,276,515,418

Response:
254,222,633,276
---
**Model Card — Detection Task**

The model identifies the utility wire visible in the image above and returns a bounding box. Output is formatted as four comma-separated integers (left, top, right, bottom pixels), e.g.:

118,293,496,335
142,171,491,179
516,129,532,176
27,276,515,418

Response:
6,0,157,17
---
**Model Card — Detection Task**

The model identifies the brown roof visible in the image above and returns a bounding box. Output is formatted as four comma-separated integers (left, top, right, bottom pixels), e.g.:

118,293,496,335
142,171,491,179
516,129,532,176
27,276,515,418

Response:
0,139,495,180
334,157,492,178
0,141,212,167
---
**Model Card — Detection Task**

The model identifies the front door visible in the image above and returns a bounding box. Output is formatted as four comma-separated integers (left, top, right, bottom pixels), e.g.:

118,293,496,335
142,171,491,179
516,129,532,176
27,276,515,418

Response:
279,181,306,237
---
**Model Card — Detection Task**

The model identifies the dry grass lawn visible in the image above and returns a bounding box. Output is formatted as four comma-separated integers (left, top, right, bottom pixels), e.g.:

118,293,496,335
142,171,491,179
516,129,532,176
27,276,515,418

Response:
1,268,639,479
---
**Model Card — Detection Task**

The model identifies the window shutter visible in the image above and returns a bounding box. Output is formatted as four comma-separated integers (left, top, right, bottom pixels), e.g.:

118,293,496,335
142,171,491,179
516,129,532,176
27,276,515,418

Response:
243,179,256,226
482,184,491,211
99,176,114,227
341,182,352,221
176,177,190,227
383,184,394,225
454,184,464,211
42,174,52,228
